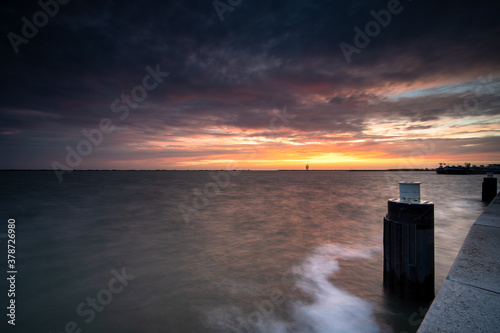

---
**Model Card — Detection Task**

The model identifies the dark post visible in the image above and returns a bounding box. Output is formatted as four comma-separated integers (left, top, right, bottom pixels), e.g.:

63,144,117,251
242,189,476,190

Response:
383,182,434,301
482,172,497,202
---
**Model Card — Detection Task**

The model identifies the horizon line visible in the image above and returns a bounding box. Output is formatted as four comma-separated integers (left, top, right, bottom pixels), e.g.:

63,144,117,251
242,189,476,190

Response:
0,168,436,172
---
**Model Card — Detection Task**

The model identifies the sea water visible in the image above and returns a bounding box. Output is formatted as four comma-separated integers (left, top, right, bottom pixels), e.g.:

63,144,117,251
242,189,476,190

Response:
0,171,486,332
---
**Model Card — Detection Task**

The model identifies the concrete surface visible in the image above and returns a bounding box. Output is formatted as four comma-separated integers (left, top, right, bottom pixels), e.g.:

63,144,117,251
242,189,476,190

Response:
418,193,500,332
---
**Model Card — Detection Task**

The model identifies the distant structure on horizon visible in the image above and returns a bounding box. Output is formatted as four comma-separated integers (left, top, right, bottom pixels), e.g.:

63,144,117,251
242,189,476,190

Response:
436,162,500,174
306,164,309,171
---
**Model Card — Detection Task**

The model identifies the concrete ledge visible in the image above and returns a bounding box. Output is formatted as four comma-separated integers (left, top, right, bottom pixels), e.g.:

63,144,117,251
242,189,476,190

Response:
418,192,500,332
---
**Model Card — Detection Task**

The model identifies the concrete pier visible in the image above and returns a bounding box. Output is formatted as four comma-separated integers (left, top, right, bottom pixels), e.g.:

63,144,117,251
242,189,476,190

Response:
418,192,500,332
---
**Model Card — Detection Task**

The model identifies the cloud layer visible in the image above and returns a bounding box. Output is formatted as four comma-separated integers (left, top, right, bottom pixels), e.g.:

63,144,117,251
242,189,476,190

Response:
1,0,499,169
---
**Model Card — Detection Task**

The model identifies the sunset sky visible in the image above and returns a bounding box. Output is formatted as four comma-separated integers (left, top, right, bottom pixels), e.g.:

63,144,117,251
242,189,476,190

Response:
1,0,499,170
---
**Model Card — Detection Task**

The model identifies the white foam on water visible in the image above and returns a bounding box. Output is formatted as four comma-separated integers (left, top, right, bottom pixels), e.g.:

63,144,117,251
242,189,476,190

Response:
203,244,381,332
290,244,381,333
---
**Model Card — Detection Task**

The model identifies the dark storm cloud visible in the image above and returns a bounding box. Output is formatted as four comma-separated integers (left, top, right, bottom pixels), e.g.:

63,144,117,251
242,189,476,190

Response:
1,0,499,168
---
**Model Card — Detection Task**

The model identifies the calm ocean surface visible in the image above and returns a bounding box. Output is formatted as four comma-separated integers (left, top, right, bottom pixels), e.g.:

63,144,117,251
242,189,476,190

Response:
0,170,488,332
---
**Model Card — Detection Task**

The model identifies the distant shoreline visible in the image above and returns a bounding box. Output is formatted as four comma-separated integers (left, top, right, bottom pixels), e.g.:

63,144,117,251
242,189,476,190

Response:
279,169,434,172
0,168,436,172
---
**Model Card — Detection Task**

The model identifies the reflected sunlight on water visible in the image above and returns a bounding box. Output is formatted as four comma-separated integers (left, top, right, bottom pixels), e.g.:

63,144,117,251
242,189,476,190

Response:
0,170,486,332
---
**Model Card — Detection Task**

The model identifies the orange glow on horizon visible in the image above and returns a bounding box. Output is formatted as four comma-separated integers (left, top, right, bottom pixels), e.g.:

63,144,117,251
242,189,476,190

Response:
89,77,500,171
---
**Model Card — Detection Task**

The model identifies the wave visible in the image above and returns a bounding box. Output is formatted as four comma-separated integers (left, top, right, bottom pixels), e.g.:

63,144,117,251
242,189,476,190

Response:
291,244,380,333
203,244,381,333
